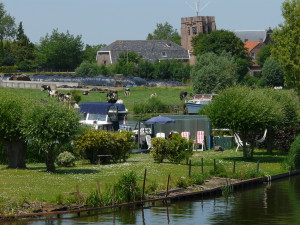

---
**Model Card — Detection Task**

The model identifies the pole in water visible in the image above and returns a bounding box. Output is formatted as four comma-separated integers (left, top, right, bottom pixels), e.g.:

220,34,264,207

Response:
165,174,171,198
141,169,147,200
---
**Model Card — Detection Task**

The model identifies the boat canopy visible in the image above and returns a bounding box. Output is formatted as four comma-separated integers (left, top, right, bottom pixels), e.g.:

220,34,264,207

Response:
79,102,115,114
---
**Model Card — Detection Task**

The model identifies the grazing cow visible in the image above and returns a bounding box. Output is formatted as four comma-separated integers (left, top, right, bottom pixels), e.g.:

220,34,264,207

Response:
58,93,65,102
41,85,51,91
82,91,89,95
179,91,188,100
150,93,157,98
124,88,131,96
107,90,118,103
48,90,58,98
64,93,72,102
116,99,124,104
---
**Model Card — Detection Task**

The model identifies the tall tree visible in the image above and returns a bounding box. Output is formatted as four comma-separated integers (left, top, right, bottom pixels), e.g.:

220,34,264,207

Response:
271,0,300,91
37,29,84,71
202,87,284,159
0,3,16,62
191,52,237,94
147,22,181,45
83,44,106,62
12,22,35,71
191,30,252,81
261,57,284,87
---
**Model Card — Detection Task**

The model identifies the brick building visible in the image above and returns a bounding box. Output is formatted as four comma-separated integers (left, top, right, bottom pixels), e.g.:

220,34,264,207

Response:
180,16,216,64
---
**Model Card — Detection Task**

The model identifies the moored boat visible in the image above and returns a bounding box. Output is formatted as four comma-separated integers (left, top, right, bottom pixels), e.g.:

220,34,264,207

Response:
185,94,215,114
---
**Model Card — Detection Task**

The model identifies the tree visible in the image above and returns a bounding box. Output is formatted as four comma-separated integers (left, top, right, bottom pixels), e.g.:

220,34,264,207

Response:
37,29,84,71
0,3,16,62
191,30,252,81
261,57,284,87
202,86,284,159
22,101,80,172
190,52,237,94
271,0,300,91
257,44,272,66
0,92,28,168
12,22,35,71
83,44,106,62
147,22,181,45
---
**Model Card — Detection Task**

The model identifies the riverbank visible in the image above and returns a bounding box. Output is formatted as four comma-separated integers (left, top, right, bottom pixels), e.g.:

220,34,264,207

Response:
0,149,289,219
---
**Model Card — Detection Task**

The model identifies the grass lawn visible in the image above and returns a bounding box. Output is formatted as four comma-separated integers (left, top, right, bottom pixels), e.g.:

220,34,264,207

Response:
0,149,288,205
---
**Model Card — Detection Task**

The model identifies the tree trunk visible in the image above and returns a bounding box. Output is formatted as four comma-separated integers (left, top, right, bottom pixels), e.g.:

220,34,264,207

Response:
45,149,56,172
4,139,27,169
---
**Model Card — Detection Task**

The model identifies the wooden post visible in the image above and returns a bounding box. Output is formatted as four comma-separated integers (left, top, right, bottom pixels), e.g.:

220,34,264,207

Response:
257,160,260,173
76,185,80,205
165,175,170,198
141,169,147,200
188,160,192,177
233,161,236,174
97,181,101,198
138,120,141,149
214,159,216,173
201,158,204,174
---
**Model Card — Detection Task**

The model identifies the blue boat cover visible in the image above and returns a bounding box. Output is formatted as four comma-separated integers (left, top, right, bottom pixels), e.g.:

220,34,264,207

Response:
79,102,126,114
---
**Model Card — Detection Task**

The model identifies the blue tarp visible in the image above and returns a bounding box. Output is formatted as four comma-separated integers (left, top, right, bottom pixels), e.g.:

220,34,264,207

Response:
79,102,126,114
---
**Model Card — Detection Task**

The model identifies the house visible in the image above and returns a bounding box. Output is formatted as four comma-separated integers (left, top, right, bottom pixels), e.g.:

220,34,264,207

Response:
234,28,273,76
97,40,190,65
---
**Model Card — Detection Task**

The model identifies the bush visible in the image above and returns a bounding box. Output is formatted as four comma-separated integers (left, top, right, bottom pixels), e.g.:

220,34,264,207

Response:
0,65,18,73
285,136,300,171
74,129,134,164
70,90,82,103
133,98,169,114
209,161,228,177
113,171,141,203
150,138,170,163
56,151,76,167
168,133,193,163
75,61,102,76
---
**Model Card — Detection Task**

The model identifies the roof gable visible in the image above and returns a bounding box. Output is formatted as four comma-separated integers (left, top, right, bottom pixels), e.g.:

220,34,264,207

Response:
245,41,260,52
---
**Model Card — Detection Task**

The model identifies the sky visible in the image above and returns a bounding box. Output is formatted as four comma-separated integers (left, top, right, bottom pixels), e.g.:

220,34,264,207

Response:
2,0,285,46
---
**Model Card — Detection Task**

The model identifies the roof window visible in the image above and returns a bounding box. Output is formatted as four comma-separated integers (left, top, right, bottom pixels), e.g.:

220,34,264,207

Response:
161,51,167,57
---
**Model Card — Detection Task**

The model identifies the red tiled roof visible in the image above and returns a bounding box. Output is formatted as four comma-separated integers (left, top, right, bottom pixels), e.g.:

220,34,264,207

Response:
245,41,260,52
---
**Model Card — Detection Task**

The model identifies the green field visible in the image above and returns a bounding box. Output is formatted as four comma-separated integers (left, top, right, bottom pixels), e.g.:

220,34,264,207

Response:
0,86,192,113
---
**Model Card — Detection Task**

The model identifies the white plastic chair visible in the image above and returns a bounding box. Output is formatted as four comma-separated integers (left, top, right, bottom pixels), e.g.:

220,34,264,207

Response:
156,132,166,138
193,131,205,151
256,129,267,143
181,131,190,140
234,133,249,152
145,135,152,150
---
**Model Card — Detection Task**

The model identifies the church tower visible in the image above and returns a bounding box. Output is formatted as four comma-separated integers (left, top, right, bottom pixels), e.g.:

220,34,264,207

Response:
181,16,216,64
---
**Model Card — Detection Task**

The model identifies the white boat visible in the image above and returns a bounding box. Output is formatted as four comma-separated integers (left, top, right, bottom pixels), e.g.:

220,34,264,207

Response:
79,102,128,131
185,94,215,114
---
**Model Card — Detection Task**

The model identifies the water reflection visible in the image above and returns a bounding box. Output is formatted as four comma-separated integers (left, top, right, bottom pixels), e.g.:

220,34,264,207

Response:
5,176,300,225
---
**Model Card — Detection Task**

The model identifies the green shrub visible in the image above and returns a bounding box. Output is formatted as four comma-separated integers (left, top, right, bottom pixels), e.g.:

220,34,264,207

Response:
71,90,82,103
210,161,228,177
74,129,133,164
150,138,170,163
56,151,76,167
190,174,205,185
75,61,102,76
133,98,169,114
168,133,193,163
0,65,18,73
113,171,141,203
285,136,300,171
176,177,189,188
86,189,103,207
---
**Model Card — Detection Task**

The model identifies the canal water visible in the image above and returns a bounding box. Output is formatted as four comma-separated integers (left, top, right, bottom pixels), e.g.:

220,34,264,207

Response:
5,175,300,225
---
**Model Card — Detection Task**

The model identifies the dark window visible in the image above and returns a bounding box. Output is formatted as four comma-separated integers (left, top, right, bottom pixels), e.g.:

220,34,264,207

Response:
104,60,107,64
192,26,197,35
161,52,167,57
188,27,190,35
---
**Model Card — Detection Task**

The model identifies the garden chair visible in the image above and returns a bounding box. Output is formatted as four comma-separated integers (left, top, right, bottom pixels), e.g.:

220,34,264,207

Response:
256,129,267,143
193,131,205,151
181,131,190,140
156,132,166,138
234,133,249,152
145,135,152,150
